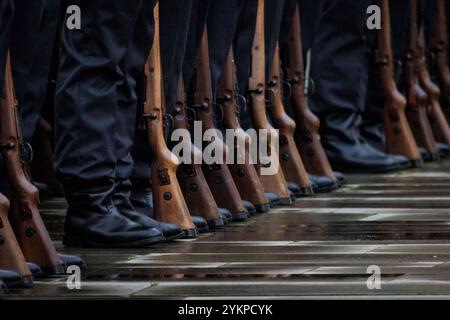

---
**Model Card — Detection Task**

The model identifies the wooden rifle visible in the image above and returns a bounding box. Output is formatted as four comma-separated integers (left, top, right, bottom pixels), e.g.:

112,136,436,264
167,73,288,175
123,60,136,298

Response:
144,4,196,237
173,77,224,228
282,3,336,181
217,47,270,212
377,0,422,165
267,43,313,195
192,24,249,220
247,0,291,205
0,55,64,274
403,0,439,161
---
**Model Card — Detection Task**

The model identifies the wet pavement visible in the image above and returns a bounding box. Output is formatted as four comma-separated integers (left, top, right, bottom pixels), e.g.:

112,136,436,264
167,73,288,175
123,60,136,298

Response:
5,160,450,299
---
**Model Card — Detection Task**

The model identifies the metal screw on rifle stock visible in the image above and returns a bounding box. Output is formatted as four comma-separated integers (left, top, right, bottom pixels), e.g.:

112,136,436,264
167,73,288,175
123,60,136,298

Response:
190,183,198,192
237,169,246,177
215,176,223,184
163,192,172,201
25,228,36,238
282,153,290,161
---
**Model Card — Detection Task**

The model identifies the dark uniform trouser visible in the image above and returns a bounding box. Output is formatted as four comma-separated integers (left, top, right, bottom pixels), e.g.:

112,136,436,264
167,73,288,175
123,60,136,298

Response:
55,0,155,182
264,0,286,78
159,0,194,111
207,0,245,100
182,0,212,93
233,0,258,130
10,0,61,143
308,0,372,145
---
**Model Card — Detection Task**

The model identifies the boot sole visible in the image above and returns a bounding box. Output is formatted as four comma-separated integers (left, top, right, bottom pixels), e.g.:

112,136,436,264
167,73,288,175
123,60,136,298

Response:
410,159,423,168
231,211,249,222
331,164,402,174
63,235,164,248
182,228,198,239
255,203,271,213
423,153,441,162
40,265,66,277
163,231,186,242
207,218,225,230
314,181,339,194
278,197,293,206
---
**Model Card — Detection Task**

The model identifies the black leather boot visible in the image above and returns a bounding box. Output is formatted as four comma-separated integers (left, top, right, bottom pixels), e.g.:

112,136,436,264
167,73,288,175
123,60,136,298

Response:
130,180,209,235
0,269,25,289
333,171,346,186
437,143,450,158
309,175,339,193
59,254,86,272
0,279,6,295
116,180,184,240
63,178,164,248
242,200,257,215
265,192,280,207
27,263,43,279
219,208,232,224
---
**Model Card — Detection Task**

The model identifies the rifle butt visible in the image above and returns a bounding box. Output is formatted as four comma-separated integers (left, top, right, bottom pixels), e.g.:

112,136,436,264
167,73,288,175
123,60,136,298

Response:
151,155,196,235
202,162,248,220
177,162,223,229
0,193,33,285
279,134,313,194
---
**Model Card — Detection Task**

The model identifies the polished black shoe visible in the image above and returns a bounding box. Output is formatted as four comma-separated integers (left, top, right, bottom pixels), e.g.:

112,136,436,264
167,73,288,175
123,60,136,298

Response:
287,181,314,197
309,175,339,193
63,178,164,248
192,216,209,233
243,200,256,215
437,143,450,158
219,208,232,224
0,280,7,295
324,137,402,173
116,180,184,241
419,147,440,162
59,254,86,271
0,269,27,289
333,171,346,186
27,263,43,278
265,192,280,207
287,182,301,198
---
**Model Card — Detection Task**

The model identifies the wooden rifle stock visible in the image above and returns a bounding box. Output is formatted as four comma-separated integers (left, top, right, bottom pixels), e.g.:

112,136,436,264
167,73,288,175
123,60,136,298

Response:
144,4,196,235
378,0,421,163
283,4,336,180
173,78,223,227
267,43,313,194
418,32,450,147
0,55,63,273
193,25,248,219
432,0,450,120
248,0,291,204
402,1,439,159
0,192,33,285
217,47,270,210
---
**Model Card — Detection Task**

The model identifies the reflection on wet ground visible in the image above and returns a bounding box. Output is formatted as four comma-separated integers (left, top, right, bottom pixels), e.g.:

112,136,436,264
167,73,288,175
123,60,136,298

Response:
6,161,450,299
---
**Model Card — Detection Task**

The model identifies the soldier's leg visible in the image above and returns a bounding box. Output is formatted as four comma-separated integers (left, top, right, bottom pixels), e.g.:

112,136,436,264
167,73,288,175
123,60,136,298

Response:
112,0,185,240
309,0,407,173
55,0,163,248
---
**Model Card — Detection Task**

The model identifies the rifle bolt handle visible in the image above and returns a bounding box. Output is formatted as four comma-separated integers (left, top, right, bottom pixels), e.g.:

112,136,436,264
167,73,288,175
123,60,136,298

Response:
0,142,15,150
